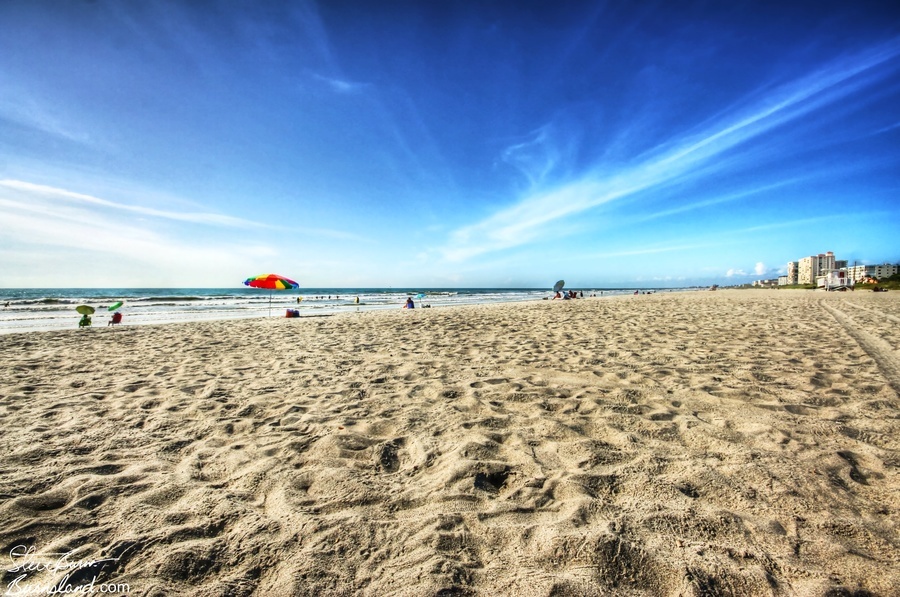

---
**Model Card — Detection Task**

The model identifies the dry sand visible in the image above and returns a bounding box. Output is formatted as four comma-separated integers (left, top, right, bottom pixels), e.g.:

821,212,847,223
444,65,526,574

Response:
1,290,898,596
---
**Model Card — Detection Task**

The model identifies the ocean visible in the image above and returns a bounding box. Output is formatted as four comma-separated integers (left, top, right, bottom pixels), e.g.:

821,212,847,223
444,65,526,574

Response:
0,287,669,334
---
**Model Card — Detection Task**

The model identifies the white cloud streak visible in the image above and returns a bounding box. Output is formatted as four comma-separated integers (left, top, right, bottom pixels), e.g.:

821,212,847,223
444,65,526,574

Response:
312,73,368,94
635,179,802,223
0,181,243,283
440,39,900,262
0,89,91,145
0,179,266,228
0,195,276,287
1,179,370,245
500,124,563,188
0,179,371,286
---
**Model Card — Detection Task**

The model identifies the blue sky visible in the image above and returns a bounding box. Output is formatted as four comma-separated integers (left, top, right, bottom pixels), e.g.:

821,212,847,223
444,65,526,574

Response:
1,0,898,288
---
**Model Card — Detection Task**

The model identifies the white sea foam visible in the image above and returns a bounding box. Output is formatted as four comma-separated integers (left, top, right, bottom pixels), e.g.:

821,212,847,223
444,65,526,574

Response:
0,288,667,334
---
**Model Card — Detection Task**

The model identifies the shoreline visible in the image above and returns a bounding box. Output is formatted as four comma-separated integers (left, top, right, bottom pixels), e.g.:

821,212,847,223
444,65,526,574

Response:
1,290,897,595
0,287,686,336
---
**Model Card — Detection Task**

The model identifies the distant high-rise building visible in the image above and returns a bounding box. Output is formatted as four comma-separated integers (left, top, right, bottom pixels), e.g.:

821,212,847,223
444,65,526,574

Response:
786,261,799,285
798,251,835,285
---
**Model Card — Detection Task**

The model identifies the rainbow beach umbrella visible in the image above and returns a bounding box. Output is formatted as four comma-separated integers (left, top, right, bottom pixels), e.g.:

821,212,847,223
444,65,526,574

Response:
243,273,299,316
244,273,299,290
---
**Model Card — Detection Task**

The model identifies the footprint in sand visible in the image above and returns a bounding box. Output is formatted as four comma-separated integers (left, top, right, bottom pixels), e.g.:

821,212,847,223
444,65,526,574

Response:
474,468,510,493
375,440,401,472
14,489,72,511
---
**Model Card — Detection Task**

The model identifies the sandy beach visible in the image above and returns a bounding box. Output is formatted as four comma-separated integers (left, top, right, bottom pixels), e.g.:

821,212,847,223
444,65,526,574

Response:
1,289,898,596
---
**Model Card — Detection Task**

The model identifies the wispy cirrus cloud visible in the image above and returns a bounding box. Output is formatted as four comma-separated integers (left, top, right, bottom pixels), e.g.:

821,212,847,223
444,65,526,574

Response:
0,179,267,228
0,179,269,279
439,38,900,262
0,88,92,145
0,179,372,245
0,192,279,287
874,121,900,135
735,211,885,234
0,179,297,286
500,124,564,188
631,179,802,225
312,73,368,94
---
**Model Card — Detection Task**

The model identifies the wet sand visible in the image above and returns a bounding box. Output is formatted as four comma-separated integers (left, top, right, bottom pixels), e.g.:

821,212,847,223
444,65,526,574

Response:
1,290,898,596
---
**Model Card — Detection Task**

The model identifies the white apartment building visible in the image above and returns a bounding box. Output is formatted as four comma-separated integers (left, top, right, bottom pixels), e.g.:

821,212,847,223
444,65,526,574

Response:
846,263,900,282
798,252,835,285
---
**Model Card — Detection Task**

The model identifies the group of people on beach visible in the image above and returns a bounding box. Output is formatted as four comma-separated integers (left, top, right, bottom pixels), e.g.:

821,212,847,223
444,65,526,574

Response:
296,296,361,303
77,312,123,328
552,290,584,300
402,297,432,309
